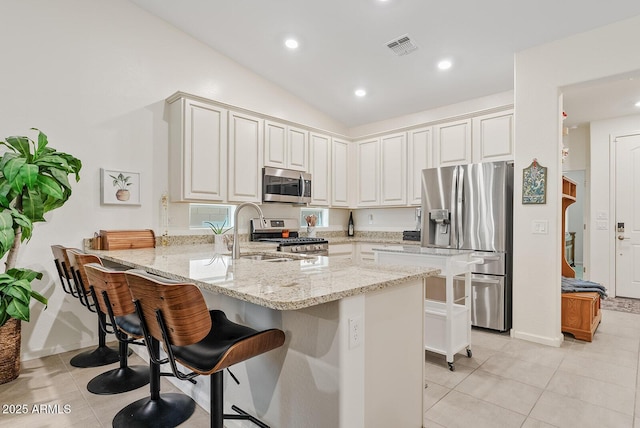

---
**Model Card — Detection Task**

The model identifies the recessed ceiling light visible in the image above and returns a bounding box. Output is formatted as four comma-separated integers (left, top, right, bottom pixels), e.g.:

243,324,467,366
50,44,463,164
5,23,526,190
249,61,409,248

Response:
285,38,299,49
437,59,452,70
635,100,640,107
355,89,367,97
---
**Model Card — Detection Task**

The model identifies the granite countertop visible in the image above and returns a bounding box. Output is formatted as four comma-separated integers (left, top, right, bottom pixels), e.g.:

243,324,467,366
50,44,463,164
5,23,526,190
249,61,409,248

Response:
89,244,438,311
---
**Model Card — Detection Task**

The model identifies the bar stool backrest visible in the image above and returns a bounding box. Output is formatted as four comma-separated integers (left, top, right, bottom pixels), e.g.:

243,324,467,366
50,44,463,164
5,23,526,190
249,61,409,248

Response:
51,245,71,282
125,271,212,347
67,249,100,295
84,263,136,317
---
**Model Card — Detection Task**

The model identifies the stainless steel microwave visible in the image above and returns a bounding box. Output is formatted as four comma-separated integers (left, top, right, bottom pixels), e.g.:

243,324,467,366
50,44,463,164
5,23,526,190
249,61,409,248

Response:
262,167,311,204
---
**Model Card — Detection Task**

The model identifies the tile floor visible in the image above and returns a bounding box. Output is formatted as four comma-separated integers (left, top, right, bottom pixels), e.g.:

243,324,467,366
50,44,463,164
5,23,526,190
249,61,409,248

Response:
425,309,640,428
1,308,639,427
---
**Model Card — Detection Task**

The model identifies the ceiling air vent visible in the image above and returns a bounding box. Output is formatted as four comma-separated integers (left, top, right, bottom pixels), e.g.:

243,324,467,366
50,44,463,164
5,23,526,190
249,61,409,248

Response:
386,34,418,56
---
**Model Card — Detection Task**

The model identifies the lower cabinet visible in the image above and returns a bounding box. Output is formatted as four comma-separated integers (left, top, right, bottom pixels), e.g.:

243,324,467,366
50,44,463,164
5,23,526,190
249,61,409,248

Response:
328,243,354,259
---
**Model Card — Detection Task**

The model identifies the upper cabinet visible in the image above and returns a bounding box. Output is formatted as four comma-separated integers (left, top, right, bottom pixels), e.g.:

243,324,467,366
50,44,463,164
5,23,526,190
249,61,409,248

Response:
472,110,514,163
168,96,228,202
356,138,380,206
309,132,331,206
434,118,472,167
264,120,308,171
332,138,350,207
380,132,407,206
228,111,263,202
407,127,432,205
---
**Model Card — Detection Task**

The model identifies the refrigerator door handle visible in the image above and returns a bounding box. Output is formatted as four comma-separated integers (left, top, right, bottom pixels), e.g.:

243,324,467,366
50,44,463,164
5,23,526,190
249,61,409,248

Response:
470,254,501,263
471,277,502,285
455,166,464,248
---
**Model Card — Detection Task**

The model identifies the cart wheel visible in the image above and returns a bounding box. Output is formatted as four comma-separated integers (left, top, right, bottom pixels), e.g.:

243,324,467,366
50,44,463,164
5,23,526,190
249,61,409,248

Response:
466,348,472,358
448,362,455,372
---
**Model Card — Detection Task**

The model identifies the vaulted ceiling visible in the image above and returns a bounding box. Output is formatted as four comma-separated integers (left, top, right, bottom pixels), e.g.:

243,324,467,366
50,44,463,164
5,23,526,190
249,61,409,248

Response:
130,0,640,127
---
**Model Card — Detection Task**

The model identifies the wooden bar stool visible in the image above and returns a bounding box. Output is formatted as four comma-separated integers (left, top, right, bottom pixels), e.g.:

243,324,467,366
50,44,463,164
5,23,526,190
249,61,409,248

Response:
51,245,74,295
63,249,122,367
124,270,285,428
77,260,149,394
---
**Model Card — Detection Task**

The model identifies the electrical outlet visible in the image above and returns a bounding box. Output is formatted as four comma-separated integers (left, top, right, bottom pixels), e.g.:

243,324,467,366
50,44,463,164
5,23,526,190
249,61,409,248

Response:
349,316,362,349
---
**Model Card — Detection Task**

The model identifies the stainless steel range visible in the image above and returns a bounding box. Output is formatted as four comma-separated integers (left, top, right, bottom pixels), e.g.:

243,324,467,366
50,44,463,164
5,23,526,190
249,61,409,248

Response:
250,218,328,255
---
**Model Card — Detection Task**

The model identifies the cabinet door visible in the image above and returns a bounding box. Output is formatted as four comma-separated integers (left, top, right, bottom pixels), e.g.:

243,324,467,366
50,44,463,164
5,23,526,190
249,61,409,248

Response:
472,110,514,162
332,138,350,207
288,126,308,171
309,132,331,206
407,127,432,205
168,97,227,202
380,132,407,206
228,111,263,202
434,119,472,167
264,120,287,168
357,138,379,206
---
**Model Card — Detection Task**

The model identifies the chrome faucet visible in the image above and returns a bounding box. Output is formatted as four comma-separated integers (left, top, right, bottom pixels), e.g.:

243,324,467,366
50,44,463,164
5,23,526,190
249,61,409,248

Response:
232,202,266,259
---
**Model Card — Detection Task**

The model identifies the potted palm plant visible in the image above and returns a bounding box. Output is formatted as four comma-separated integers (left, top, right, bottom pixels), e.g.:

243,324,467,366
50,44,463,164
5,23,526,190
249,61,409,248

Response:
0,129,81,384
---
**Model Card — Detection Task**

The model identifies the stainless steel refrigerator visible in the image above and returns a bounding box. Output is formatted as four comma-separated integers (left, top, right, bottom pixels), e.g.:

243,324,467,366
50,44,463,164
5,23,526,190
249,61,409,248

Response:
421,161,513,331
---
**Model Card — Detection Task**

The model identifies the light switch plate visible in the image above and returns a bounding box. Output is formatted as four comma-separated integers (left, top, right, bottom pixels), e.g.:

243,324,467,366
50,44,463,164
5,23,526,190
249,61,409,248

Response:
532,220,548,234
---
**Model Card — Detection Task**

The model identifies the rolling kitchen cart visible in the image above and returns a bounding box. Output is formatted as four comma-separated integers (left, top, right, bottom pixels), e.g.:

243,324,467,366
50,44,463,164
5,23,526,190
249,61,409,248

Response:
374,247,482,371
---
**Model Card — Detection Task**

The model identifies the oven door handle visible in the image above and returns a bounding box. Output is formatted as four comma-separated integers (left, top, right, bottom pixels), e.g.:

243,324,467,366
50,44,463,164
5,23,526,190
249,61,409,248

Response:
299,173,305,198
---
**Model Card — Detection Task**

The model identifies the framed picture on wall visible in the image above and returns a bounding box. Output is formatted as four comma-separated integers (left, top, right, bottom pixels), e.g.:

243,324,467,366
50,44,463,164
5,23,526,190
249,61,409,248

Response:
522,159,547,204
100,168,141,205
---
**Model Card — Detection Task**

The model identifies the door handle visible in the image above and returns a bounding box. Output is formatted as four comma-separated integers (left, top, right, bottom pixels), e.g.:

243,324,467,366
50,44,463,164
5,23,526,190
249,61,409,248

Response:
618,235,630,241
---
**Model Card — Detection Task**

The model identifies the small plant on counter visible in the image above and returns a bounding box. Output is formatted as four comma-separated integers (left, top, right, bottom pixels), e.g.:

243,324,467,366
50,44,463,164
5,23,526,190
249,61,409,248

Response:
205,220,232,235
0,128,81,384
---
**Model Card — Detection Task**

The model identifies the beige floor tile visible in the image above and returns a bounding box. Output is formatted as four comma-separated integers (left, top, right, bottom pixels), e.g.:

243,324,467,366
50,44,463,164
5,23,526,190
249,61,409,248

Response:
424,360,473,389
454,369,543,415
469,329,511,351
583,331,640,354
521,418,560,428
547,370,635,416
424,418,447,427
425,390,525,428
530,390,633,428
559,352,637,389
478,353,556,389
500,338,567,369
424,382,450,411
452,344,499,370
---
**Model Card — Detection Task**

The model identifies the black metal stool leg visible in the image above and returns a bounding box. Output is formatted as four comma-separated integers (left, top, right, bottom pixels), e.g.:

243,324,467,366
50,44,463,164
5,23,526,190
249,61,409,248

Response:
113,338,195,428
87,340,149,394
70,312,123,367
211,370,271,428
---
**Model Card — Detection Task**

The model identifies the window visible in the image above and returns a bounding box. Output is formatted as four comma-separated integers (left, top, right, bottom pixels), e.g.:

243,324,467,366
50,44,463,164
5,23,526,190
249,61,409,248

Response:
300,208,328,228
189,204,235,229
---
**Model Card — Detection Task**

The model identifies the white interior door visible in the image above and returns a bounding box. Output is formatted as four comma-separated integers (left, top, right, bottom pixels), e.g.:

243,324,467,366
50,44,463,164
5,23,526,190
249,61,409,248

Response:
615,134,640,298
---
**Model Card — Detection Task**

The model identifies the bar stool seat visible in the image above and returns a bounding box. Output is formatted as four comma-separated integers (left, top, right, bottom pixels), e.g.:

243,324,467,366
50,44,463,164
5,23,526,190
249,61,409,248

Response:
74,256,149,395
125,270,285,428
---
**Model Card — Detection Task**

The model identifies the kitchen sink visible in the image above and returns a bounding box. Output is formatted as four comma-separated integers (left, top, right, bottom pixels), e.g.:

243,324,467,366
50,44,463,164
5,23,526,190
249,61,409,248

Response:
238,253,295,262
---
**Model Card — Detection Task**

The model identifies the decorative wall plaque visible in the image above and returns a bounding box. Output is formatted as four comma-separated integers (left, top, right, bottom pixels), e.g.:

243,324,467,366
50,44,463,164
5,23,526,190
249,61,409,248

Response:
522,159,547,204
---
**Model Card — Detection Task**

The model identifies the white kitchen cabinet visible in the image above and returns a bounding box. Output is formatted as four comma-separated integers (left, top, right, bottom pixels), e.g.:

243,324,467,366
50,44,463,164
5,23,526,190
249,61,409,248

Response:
472,110,514,162
167,96,228,202
356,242,377,262
309,132,331,206
407,126,432,205
228,111,263,202
380,132,407,206
434,119,472,167
356,138,380,206
264,121,308,171
328,242,354,259
332,138,350,207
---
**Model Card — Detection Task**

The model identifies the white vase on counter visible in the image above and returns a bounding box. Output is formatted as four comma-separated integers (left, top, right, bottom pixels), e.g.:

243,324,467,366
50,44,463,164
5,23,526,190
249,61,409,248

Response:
214,234,227,253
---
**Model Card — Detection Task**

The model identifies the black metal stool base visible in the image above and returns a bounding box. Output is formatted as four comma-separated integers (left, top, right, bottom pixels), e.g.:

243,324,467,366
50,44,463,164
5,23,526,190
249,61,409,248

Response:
113,393,196,428
70,345,130,368
87,365,150,395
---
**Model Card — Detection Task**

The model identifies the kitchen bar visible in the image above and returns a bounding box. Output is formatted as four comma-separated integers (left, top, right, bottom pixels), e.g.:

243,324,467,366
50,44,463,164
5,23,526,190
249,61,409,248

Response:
90,244,439,428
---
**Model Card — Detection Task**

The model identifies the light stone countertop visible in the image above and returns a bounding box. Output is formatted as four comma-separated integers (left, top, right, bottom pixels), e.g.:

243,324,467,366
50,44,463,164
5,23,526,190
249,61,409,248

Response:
89,243,439,310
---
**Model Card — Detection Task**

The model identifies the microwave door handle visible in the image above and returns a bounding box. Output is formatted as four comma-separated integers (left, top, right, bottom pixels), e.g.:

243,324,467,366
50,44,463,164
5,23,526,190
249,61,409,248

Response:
299,173,305,198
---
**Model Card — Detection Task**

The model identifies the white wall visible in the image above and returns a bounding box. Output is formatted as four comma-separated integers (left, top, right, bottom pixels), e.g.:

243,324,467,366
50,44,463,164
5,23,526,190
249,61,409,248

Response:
513,15,640,346
589,114,640,295
0,0,346,359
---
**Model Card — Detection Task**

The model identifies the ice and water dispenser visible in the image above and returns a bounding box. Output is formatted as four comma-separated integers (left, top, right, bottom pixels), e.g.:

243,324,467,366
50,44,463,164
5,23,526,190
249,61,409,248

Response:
428,209,451,246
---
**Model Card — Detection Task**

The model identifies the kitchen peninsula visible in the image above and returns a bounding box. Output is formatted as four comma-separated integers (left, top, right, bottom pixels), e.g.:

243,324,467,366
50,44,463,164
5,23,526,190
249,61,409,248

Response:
90,244,439,428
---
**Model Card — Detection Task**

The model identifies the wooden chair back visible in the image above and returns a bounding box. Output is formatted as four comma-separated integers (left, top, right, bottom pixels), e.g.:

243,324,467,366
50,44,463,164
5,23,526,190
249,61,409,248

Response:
51,245,72,290
67,249,100,294
125,271,212,347
83,263,135,317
